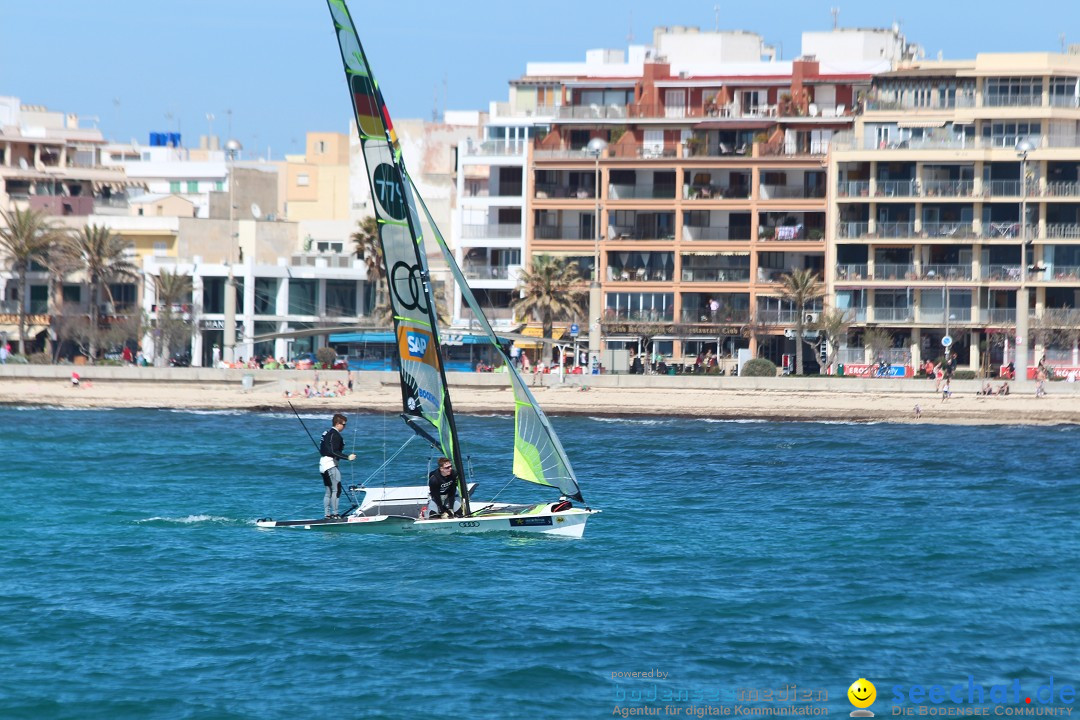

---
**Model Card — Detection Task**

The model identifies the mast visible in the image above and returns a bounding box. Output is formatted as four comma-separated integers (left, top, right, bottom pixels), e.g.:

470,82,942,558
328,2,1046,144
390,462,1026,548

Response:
325,0,471,515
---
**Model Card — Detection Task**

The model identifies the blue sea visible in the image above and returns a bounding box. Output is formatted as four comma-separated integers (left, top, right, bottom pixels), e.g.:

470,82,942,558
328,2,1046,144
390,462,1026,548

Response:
1,407,1078,719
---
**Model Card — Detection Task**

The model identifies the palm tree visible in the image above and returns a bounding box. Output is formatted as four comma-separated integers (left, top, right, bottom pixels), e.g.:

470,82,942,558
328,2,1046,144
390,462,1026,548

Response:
810,307,852,374
779,268,824,375
0,208,61,355
39,232,80,360
154,268,194,363
67,224,139,362
512,255,586,338
351,216,385,317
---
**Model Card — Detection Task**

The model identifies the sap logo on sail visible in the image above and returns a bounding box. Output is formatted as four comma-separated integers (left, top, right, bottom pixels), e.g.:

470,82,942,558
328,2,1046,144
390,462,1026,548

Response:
406,332,429,359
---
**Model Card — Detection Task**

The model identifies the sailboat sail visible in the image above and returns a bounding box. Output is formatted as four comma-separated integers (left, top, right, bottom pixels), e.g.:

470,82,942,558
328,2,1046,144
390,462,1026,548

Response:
411,186,585,503
325,0,467,503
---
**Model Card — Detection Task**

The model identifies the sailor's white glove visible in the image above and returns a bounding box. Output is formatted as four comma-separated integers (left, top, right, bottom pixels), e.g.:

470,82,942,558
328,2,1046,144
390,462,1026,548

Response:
348,453,356,461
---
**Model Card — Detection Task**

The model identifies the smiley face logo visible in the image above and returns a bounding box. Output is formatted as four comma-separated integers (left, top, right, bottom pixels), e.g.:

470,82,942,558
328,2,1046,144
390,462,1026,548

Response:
848,678,876,717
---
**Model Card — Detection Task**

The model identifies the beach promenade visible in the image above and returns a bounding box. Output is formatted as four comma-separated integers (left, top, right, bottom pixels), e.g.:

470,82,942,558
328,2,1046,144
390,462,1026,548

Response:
1,365,1078,425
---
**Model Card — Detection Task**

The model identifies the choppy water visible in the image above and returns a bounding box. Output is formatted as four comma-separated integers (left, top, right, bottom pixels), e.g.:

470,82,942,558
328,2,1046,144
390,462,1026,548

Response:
1,407,1078,719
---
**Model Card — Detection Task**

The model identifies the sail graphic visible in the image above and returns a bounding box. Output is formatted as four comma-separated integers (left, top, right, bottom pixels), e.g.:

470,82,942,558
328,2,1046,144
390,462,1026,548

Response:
326,0,465,497
411,185,585,503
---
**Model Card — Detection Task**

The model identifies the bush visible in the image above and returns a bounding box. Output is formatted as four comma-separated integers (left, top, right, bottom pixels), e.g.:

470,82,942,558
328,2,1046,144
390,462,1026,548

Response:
315,347,337,368
952,370,976,380
27,352,51,365
741,358,778,377
5,354,29,364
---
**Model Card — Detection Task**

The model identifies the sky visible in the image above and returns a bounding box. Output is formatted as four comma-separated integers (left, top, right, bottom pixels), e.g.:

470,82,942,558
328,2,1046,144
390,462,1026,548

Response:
2,0,1079,160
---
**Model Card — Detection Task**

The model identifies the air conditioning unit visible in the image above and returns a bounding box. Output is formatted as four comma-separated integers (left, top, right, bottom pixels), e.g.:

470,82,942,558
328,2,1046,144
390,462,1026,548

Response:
804,312,820,324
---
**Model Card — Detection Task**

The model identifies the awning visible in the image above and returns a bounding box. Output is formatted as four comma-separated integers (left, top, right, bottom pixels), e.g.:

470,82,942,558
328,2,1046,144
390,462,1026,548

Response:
328,331,490,345
515,326,568,349
897,120,947,128
0,324,48,337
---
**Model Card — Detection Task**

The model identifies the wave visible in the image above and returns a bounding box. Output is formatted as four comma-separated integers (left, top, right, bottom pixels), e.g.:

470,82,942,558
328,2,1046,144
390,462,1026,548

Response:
587,417,675,425
136,514,245,525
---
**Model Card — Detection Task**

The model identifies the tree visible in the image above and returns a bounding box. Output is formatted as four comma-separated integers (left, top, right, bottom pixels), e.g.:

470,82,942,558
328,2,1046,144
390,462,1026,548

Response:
39,236,80,361
154,268,194,363
810,307,852,374
862,327,894,363
778,268,824,375
351,216,386,319
0,208,61,354
512,255,586,339
67,224,138,362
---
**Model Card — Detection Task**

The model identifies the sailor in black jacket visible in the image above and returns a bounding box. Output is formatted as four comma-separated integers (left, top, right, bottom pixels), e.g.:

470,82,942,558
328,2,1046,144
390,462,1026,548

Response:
319,413,356,518
427,456,458,518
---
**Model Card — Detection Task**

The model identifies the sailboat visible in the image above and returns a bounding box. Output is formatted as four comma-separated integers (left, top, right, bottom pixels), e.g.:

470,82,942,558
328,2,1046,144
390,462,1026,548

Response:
257,0,598,538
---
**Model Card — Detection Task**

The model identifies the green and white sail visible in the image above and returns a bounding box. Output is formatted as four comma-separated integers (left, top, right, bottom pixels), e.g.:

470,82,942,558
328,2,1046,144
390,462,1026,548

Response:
325,0,465,502
411,187,585,503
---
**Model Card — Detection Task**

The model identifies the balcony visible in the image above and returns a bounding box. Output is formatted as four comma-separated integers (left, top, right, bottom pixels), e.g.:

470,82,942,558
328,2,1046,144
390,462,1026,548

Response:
982,264,1022,282
1045,224,1080,239
535,226,592,240
759,184,826,200
921,180,973,198
1045,265,1080,282
460,223,522,239
535,183,593,199
872,307,914,322
463,140,527,157
755,309,801,324
463,264,515,280
873,263,915,280
919,222,976,239
609,183,677,200
682,225,749,241
838,222,870,239
875,222,917,239
463,183,523,198
837,181,870,198
835,263,869,281
983,180,1022,197
684,184,751,200
1045,182,1080,197
758,225,820,242
982,309,1016,324
679,309,750,323
922,264,974,281
875,180,919,198
680,268,751,282
920,308,973,323
607,308,676,322
984,94,1042,107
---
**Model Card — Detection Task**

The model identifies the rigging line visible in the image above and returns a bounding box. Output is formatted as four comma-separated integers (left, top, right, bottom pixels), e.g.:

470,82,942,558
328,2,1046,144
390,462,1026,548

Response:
484,475,518,504
288,399,359,508
359,434,417,488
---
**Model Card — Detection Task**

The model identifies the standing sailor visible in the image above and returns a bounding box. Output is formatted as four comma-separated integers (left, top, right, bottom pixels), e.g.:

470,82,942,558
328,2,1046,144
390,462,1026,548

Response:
427,457,459,519
319,413,356,518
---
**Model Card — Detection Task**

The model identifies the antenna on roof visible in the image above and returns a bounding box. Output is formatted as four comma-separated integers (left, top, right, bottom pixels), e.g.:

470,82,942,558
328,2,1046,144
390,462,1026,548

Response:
627,9,634,44
713,4,720,32
1062,33,1067,54
830,7,840,30
432,84,439,122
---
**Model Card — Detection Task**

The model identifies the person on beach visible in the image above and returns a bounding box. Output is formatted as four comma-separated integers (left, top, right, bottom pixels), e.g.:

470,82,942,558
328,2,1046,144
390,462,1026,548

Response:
319,413,356,519
0,343,8,364
427,457,459,519
941,378,951,402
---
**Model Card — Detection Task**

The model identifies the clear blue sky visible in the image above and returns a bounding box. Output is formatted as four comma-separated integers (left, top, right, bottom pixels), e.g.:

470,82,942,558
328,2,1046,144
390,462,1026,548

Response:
1,0,1077,159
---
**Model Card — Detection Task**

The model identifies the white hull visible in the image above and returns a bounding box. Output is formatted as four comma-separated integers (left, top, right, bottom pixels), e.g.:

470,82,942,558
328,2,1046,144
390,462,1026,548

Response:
407,506,597,538
255,514,412,533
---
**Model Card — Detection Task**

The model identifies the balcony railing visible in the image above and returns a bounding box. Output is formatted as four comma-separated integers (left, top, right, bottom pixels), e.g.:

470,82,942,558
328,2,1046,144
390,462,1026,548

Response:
919,222,976,239
609,268,672,282
609,183,677,200
1046,265,1080,281
872,307,914,322
1049,95,1080,108
682,225,749,241
922,180,973,197
535,226,592,240
1045,182,1080,197
680,268,751,282
838,222,870,239
837,181,870,197
684,184,751,200
463,264,513,280
755,309,802,324
462,183,522,198
983,264,1022,281
876,180,919,197
876,222,917,239
984,94,1042,107
920,308,973,323
983,308,1016,324
679,309,750,323
835,263,869,280
984,180,1022,197
535,183,593,199
922,264,974,281
873,263,915,280
607,308,676,322
460,223,522,239
759,184,826,200
463,140,527,156
1045,224,1080,239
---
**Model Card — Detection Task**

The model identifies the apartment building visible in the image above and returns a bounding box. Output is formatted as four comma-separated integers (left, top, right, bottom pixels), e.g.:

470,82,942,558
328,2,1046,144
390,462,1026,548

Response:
508,27,913,366
828,52,1080,376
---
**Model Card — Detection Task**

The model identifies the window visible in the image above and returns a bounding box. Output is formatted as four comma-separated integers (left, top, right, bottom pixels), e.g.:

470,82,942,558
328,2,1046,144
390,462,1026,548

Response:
215,181,224,191
153,241,167,256
254,278,278,315
288,279,317,315
297,173,310,187
985,77,1043,107
186,181,198,193
169,181,181,193
317,141,326,154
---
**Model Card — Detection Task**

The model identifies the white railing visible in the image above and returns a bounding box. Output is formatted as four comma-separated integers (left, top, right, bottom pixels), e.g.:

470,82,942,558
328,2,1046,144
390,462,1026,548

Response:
835,264,869,280
922,264,973,281
873,263,915,280
460,223,522,239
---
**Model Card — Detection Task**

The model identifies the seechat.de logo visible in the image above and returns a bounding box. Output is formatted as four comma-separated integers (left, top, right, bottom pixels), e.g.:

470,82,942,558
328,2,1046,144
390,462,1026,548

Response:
406,332,429,359
849,678,877,717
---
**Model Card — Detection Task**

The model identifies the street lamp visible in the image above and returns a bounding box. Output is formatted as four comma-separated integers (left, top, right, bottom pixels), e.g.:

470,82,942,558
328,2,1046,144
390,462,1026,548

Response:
586,137,607,371
223,138,243,365
1015,137,1036,383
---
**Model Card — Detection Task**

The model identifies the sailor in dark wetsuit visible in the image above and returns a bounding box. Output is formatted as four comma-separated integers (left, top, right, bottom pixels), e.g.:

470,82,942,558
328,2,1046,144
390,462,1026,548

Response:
319,413,356,518
427,456,459,518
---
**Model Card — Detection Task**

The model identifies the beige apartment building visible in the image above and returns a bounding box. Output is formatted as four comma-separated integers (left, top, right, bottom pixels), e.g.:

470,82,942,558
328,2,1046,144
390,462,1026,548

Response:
828,52,1080,376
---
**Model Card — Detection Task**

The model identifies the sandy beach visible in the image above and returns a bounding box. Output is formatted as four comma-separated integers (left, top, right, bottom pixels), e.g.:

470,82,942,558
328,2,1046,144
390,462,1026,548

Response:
1,370,1077,425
